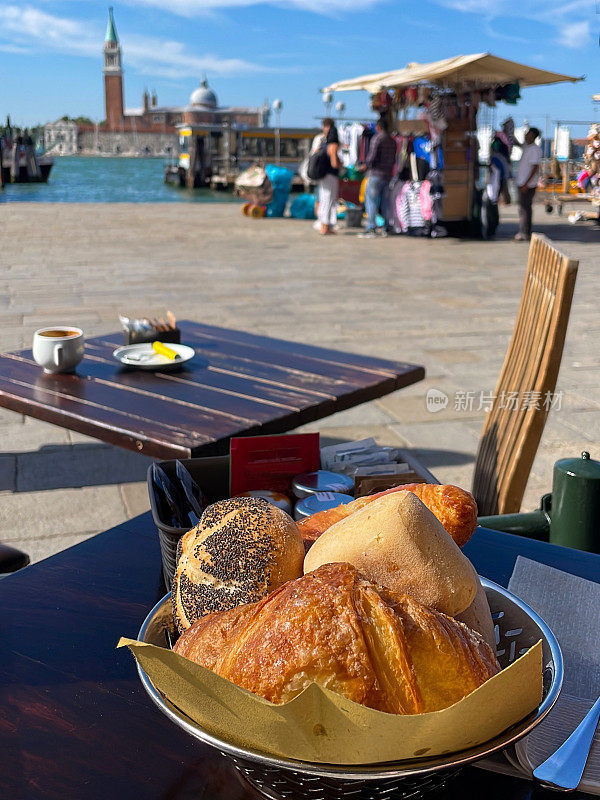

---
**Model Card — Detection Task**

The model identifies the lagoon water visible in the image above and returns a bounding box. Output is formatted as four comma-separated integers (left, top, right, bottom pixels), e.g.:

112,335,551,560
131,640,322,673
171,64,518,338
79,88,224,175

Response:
0,156,239,203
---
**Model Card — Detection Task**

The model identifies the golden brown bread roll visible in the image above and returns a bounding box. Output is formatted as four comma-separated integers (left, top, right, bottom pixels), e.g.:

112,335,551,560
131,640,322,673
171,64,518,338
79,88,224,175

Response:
174,562,500,714
299,483,478,548
456,577,496,652
172,496,304,634
303,491,479,617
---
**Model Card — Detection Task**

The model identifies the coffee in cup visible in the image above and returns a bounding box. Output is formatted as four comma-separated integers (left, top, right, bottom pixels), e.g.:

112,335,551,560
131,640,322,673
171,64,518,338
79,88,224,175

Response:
37,329,81,338
33,327,85,374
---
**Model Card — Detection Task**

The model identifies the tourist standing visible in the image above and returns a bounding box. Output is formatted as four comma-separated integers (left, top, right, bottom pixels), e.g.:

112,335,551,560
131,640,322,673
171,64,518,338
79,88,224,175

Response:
317,118,340,235
514,127,542,241
309,130,325,226
359,118,396,238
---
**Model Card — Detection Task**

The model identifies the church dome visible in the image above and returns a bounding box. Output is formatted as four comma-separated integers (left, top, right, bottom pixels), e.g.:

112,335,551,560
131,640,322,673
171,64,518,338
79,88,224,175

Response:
190,78,218,108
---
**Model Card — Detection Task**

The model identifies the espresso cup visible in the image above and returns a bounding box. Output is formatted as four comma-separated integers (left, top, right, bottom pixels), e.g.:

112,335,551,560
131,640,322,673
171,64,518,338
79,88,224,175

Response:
32,327,85,374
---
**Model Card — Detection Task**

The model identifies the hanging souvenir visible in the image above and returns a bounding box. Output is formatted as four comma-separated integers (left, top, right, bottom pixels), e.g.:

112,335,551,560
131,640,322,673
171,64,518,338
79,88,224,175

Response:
371,90,392,112
501,82,521,105
429,94,443,121
417,85,430,106
405,85,418,106
501,117,515,149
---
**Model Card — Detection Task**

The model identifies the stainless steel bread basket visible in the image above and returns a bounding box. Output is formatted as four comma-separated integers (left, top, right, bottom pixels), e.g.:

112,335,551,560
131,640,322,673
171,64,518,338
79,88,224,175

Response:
136,577,563,800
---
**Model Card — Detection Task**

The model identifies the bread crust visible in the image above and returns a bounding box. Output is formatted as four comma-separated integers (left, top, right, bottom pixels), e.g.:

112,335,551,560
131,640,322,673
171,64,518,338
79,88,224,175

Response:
455,577,497,652
299,483,478,548
174,562,499,714
303,491,478,616
172,497,304,633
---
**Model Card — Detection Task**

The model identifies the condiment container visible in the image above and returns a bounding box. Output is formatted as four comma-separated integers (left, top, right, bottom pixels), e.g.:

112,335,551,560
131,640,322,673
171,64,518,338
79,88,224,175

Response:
549,451,600,553
292,470,354,499
294,491,354,521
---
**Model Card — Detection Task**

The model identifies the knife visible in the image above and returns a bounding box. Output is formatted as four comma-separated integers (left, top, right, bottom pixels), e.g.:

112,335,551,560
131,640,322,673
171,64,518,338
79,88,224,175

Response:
533,695,600,791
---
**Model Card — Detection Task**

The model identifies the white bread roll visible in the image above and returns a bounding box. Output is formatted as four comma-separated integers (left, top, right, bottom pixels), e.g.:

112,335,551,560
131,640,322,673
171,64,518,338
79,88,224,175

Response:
303,491,478,617
455,577,497,652
173,496,304,633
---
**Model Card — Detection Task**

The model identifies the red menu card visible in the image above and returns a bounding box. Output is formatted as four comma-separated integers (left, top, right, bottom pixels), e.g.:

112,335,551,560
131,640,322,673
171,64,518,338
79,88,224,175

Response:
230,433,320,496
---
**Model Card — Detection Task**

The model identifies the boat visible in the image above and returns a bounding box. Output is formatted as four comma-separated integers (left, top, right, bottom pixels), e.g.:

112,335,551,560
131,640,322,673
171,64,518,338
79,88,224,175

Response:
165,124,318,190
1,135,54,184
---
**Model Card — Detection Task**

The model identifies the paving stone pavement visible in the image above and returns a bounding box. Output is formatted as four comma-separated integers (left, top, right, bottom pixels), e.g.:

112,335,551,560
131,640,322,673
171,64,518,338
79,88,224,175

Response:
1,200,598,563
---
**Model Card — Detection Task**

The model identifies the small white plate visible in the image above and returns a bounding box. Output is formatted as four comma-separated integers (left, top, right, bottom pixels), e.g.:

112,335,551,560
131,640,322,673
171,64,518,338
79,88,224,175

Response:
113,343,196,371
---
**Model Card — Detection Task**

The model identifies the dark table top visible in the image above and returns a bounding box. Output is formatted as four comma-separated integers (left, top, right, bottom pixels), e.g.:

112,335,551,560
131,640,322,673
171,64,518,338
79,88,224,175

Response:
0,322,425,459
2,515,599,800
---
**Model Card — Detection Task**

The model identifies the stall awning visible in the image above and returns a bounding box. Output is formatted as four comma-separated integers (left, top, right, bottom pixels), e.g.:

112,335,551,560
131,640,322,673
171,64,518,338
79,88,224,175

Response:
324,53,583,93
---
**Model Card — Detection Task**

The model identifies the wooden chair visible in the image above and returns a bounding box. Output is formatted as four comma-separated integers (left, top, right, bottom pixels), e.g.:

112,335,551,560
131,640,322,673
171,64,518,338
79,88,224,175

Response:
400,235,578,515
472,234,578,515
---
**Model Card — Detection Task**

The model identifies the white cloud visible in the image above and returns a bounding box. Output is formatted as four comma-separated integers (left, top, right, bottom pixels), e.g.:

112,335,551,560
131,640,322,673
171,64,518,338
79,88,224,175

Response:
120,34,266,78
0,6,97,57
558,20,591,48
0,43,32,55
438,0,494,10
0,5,266,77
438,0,588,15
124,0,381,16
435,0,592,49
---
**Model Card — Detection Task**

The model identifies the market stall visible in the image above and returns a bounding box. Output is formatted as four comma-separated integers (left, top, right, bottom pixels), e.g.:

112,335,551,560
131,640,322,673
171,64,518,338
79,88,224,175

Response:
540,121,600,223
571,122,600,223
324,53,582,235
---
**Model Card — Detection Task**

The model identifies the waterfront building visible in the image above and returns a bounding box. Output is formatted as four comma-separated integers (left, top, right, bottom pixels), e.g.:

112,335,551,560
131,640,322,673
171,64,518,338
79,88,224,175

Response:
103,7,124,131
44,7,270,156
102,7,269,136
44,119,78,155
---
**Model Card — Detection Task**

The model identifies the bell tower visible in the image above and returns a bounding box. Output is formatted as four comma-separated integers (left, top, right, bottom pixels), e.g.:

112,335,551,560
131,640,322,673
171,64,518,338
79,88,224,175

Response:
103,7,124,131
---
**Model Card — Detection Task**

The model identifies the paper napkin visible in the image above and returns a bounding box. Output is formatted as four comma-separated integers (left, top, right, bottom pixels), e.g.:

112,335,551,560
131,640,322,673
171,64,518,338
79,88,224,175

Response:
478,556,600,795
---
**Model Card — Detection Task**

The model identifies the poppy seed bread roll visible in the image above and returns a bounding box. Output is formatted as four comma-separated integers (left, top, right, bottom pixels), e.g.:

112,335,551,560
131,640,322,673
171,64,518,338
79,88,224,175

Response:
173,496,304,634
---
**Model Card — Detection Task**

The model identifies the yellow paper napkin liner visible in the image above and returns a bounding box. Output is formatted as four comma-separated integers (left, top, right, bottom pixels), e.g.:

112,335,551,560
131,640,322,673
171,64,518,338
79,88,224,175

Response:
118,637,543,765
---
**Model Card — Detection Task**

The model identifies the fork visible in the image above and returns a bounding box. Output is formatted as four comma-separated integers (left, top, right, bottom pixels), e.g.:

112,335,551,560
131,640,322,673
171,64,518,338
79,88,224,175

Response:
533,695,600,791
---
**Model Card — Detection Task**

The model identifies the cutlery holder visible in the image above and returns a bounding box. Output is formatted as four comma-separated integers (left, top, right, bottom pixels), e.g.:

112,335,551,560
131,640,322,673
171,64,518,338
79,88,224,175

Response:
148,456,230,588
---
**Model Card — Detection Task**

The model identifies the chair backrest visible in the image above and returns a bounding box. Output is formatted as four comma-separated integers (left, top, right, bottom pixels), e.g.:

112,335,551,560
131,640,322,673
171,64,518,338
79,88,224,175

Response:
472,234,578,516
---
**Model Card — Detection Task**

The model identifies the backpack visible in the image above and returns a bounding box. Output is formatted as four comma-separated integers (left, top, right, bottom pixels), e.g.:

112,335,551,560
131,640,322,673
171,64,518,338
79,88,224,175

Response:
307,143,329,181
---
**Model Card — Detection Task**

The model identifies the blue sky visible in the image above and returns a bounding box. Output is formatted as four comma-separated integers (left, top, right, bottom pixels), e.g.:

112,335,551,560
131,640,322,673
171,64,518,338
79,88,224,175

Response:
1,0,599,134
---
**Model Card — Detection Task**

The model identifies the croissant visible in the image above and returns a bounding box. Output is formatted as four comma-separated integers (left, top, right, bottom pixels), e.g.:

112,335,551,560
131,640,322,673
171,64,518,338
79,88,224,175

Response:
174,562,499,714
299,483,477,548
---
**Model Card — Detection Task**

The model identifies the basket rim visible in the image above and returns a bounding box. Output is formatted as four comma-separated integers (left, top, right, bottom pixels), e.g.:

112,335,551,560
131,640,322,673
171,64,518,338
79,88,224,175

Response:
136,576,563,780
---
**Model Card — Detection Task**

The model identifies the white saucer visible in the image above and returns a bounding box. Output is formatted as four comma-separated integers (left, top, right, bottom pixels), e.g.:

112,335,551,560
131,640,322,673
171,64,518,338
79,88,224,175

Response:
113,343,195,371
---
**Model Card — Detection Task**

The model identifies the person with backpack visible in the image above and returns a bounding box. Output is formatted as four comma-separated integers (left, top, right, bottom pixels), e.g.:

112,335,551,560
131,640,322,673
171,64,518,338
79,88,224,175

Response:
308,130,325,225
308,118,340,235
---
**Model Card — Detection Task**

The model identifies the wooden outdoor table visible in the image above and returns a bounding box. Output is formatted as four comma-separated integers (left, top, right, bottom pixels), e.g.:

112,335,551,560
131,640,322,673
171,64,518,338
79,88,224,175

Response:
1,517,597,800
0,321,425,460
